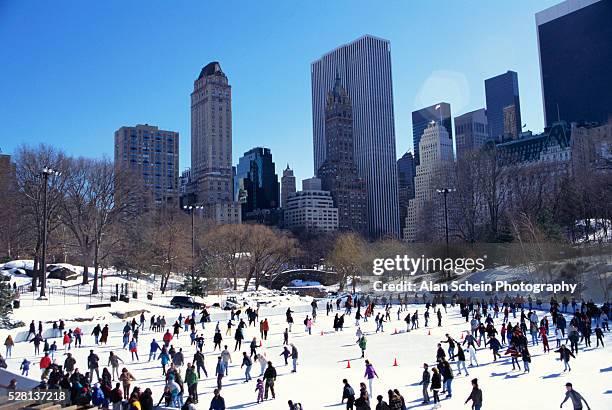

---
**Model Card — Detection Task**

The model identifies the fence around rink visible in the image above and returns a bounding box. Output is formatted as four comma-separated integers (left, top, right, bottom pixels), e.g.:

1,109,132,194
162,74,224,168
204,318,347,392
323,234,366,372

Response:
14,280,185,307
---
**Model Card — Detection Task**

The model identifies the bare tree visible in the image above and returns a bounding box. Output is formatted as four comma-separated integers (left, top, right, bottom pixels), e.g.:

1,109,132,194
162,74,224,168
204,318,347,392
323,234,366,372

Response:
453,149,488,242
327,232,367,293
203,224,249,290
242,225,298,291
147,208,190,293
13,145,67,289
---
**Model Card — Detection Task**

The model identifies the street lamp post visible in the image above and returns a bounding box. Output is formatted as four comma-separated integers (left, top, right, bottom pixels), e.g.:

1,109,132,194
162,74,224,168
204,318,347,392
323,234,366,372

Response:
183,204,203,276
436,188,455,246
40,167,61,299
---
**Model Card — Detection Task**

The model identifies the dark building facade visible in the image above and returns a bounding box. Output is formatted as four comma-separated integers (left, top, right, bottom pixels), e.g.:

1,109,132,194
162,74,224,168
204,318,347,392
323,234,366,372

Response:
485,70,522,140
397,151,415,236
412,102,452,165
455,108,489,161
536,0,612,126
316,75,367,235
234,147,280,218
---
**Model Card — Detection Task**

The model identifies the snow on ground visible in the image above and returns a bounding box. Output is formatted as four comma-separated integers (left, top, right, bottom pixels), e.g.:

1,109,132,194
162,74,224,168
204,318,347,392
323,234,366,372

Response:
2,302,611,409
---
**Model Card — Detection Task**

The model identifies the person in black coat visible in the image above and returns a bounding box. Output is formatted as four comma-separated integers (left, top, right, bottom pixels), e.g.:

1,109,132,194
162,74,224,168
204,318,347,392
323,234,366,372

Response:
430,368,442,404
419,363,430,404
140,388,154,410
263,362,277,400
342,378,356,409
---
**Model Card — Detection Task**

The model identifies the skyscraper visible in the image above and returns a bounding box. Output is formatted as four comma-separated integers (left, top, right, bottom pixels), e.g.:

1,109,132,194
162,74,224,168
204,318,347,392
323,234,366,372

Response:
190,61,240,223
404,123,455,242
411,102,452,164
454,108,489,160
280,164,296,209
485,70,522,140
536,0,612,126
311,34,399,238
397,151,415,236
317,74,368,234
234,147,279,217
114,124,179,205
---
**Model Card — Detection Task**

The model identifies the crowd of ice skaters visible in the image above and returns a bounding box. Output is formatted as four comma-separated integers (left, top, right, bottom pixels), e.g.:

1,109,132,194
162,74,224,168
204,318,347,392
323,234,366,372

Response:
0,294,608,410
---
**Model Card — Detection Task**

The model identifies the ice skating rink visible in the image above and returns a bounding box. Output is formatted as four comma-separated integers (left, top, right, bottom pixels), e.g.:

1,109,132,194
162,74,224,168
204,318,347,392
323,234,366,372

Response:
2,304,611,409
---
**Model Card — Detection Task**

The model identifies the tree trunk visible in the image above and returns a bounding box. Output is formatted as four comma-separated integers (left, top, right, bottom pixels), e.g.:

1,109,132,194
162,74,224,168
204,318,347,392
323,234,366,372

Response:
243,268,254,292
92,244,99,295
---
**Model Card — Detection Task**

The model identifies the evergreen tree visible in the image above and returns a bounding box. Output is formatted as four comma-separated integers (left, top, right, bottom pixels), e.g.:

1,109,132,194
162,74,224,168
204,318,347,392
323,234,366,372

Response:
0,282,15,328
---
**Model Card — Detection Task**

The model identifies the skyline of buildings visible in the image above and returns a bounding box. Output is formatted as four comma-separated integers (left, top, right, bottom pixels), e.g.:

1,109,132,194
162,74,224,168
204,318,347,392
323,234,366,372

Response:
8,0,608,242
311,34,400,238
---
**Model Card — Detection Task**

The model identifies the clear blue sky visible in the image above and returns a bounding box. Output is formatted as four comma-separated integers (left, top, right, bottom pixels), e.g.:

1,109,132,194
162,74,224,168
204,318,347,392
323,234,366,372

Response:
0,0,559,184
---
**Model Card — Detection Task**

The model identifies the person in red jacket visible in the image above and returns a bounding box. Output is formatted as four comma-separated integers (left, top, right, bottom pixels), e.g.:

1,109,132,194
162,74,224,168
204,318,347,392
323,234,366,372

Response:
503,344,521,371
262,319,270,340
63,332,71,351
163,330,173,347
539,326,550,353
39,353,51,371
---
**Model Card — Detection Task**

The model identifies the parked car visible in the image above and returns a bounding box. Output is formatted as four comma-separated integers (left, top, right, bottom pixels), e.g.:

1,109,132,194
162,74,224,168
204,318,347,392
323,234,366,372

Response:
222,300,240,310
170,296,202,309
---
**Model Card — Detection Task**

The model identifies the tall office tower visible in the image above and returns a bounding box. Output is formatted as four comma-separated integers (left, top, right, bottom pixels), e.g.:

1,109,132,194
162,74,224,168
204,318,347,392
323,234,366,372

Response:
485,71,522,140
397,151,416,236
317,75,367,234
190,61,240,223
114,124,179,205
536,0,612,126
280,164,296,209
454,108,489,160
234,147,280,217
411,102,452,165
311,35,399,238
404,123,455,242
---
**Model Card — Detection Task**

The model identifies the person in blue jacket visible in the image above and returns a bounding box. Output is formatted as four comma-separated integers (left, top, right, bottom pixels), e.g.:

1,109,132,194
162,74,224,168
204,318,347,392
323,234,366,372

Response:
149,339,160,361
20,358,31,376
91,384,109,409
159,347,170,375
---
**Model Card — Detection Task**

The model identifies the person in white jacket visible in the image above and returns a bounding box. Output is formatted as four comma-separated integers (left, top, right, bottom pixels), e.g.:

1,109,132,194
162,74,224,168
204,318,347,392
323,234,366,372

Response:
467,344,478,367
555,327,563,348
